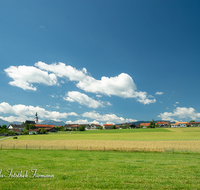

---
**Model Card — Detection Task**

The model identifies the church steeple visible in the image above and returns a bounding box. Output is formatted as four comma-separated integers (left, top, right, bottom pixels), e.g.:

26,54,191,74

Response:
34,112,38,124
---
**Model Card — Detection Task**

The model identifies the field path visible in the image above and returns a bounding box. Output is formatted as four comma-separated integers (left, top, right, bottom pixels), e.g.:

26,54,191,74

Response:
0,136,12,140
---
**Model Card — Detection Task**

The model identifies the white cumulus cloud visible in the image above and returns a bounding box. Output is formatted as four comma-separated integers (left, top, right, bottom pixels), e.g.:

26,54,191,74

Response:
66,119,100,125
158,107,200,121
63,91,105,108
0,102,78,122
82,111,137,124
155,92,164,95
5,61,156,104
4,65,58,91
35,61,87,81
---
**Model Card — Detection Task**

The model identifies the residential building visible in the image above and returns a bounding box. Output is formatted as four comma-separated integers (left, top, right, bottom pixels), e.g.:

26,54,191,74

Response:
35,124,57,132
171,123,178,128
156,121,169,127
70,125,81,130
140,123,150,127
90,124,102,130
28,129,40,135
190,122,200,127
171,122,188,127
9,129,22,135
176,122,188,127
103,124,113,129
8,124,25,131
35,124,56,129
64,124,78,130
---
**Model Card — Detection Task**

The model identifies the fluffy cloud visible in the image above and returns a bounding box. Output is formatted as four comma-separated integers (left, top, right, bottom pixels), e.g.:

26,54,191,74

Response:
0,102,78,122
158,107,200,121
77,73,137,97
4,65,58,91
155,92,164,95
0,115,34,123
5,61,156,104
35,61,87,81
82,111,137,124
66,119,100,125
37,62,156,104
96,95,102,98
63,91,105,108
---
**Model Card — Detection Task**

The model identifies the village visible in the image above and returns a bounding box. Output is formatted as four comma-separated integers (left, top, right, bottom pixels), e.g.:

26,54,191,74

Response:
1,113,200,136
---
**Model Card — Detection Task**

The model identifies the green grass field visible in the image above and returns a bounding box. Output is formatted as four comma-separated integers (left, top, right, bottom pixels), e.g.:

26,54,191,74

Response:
5,127,200,141
1,127,200,189
0,149,200,189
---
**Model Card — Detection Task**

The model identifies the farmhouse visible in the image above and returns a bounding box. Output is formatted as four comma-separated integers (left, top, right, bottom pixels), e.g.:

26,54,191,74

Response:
35,124,55,128
90,124,101,130
171,122,188,127
8,124,25,131
140,123,150,128
64,124,78,130
70,125,81,130
35,124,58,132
156,121,169,127
103,124,113,129
28,129,40,135
9,129,22,135
171,123,178,128
190,122,200,127
42,128,57,132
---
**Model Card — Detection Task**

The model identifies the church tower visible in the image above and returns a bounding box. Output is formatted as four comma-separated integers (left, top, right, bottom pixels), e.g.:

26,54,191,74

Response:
34,112,38,124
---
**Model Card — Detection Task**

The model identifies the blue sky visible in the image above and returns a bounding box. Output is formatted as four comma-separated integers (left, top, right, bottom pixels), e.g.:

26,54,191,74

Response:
0,0,200,124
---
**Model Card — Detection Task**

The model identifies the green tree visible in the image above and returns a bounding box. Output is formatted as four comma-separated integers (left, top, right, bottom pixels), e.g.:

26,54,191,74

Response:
60,126,65,131
24,124,30,131
55,126,65,131
78,125,86,131
40,128,47,134
150,119,155,126
131,124,137,128
112,125,116,129
125,125,130,129
30,124,36,130
22,130,29,135
1,125,7,129
8,130,17,136
190,120,195,123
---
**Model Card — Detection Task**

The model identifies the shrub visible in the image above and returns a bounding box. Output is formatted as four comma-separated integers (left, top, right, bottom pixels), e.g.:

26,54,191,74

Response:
78,125,86,131
112,125,116,129
40,128,47,134
23,130,29,135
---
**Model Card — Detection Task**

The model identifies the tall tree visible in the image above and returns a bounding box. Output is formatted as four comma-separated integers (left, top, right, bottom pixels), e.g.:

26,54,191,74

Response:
150,119,155,126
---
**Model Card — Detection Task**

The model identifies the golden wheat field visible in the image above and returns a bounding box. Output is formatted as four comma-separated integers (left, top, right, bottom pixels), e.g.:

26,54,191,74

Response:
1,139,200,152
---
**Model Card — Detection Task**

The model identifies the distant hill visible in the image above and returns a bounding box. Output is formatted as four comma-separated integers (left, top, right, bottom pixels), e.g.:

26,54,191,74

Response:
0,119,10,126
39,120,66,126
0,119,22,126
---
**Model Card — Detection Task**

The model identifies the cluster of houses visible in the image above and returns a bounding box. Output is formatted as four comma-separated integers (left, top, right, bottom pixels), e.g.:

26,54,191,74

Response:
8,121,200,135
3,113,200,135
8,122,58,135
140,121,200,128
7,123,132,135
